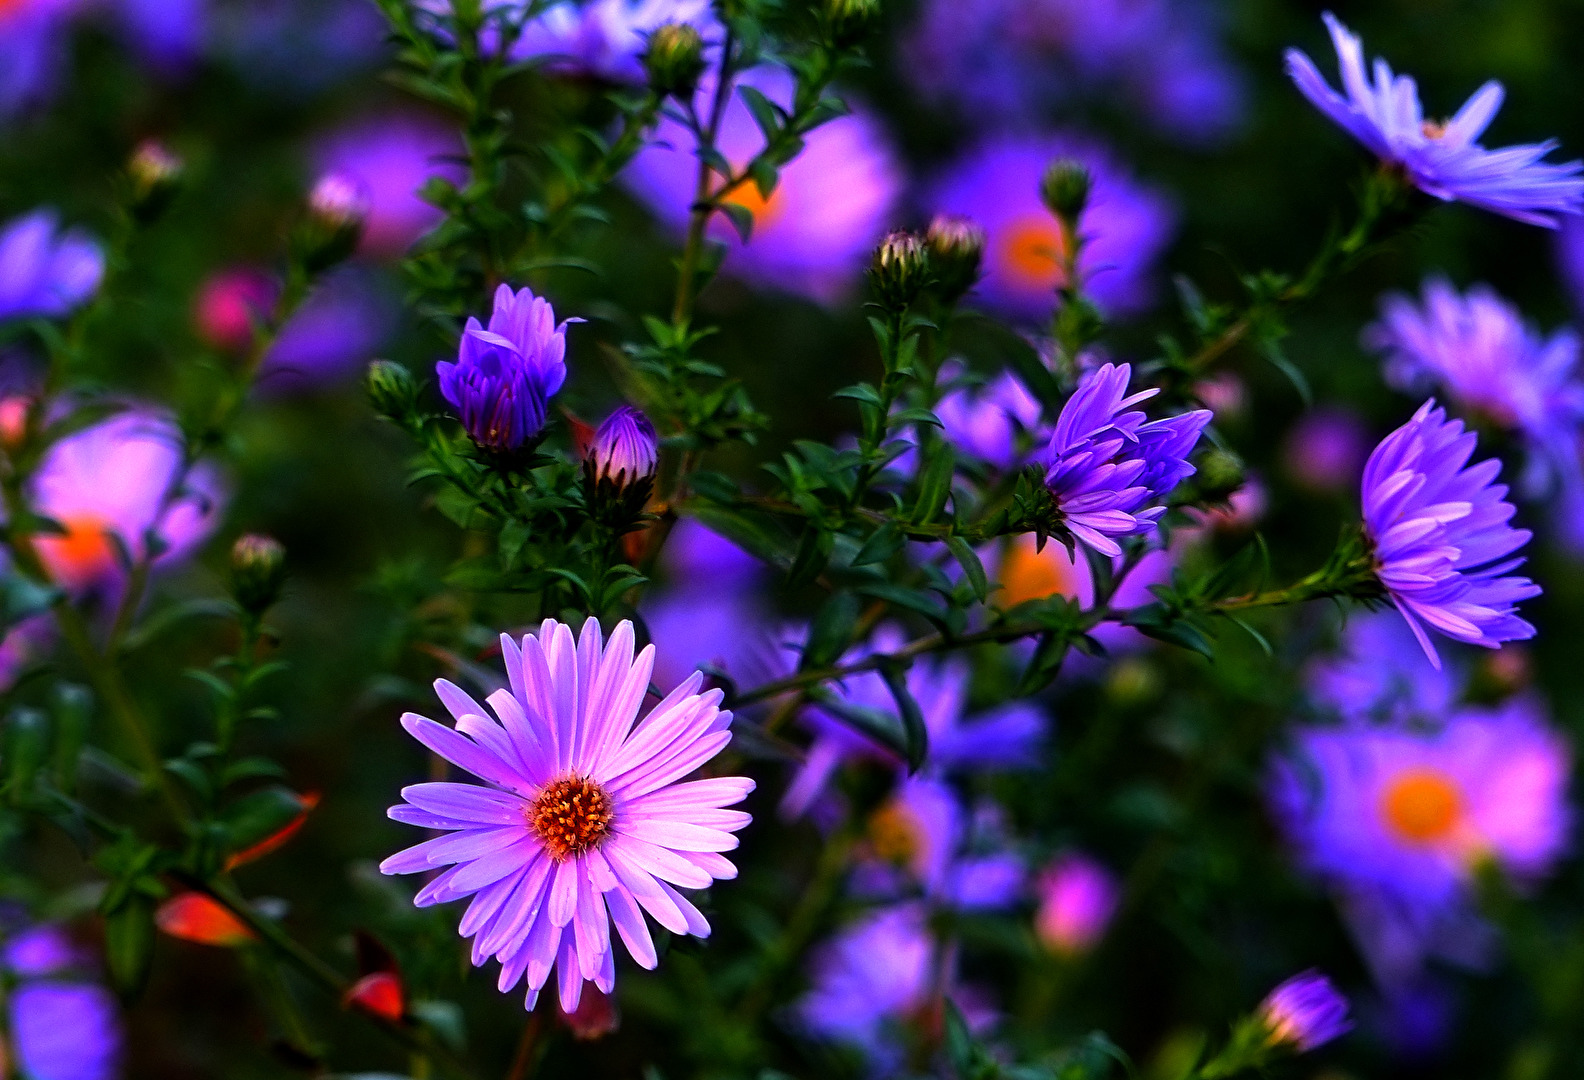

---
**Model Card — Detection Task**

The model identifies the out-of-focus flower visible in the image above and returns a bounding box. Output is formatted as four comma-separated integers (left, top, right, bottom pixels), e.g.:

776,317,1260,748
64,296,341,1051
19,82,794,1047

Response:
127,140,184,221
1284,407,1371,494
1041,363,1211,558
1306,612,1460,726
381,619,754,1012
194,267,280,353
1560,216,1584,315
1034,853,1119,955
0,211,105,322
1287,13,1584,227
934,366,1044,472
111,0,206,72
210,0,390,98
437,284,573,455
10,982,122,1080
902,0,1245,146
263,267,399,390
516,0,717,83
625,69,902,304
1270,699,1569,924
1258,970,1351,1051
559,984,620,1040
854,777,1025,911
29,410,225,594
155,893,258,947
0,2,78,118
929,136,1175,319
313,113,467,257
782,626,1047,818
1186,472,1267,534
1362,401,1539,667
0,614,53,694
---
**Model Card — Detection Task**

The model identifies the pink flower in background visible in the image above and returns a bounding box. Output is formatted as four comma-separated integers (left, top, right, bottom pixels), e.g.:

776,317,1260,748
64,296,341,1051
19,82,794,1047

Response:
1034,853,1119,955
1284,407,1371,494
194,267,280,352
314,112,466,257
625,69,903,304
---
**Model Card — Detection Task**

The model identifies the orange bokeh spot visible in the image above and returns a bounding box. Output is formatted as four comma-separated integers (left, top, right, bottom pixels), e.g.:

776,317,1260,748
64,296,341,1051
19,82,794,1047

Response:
868,800,924,867
723,180,782,230
1000,215,1071,289
998,534,1082,608
1381,768,1464,846
345,971,406,1022
34,515,117,590
155,893,258,947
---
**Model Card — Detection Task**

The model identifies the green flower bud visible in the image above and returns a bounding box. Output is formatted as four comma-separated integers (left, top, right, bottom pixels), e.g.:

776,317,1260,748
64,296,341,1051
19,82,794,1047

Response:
1195,448,1246,502
868,230,929,311
1040,159,1091,222
230,534,286,615
366,360,419,424
644,23,706,99
924,214,985,303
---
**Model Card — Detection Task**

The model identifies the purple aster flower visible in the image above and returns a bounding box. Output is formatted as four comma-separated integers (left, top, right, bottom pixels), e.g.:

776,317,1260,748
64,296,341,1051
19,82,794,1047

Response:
586,405,659,487
0,211,104,322
1284,407,1371,494
934,365,1045,472
313,112,467,257
1034,853,1118,956
0,2,77,117
262,267,399,391
1306,612,1460,726
4,924,80,977
1361,400,1540,667
1286,13,1584,227
436,284,573,454
514,0,717,82
381,618,754,1013
29,409,226,595
1269,699,1569,938
9,982,122,1080
624,68,902,304
928,135,1176,319
1041,362,1211,558
1259,971,1351,1052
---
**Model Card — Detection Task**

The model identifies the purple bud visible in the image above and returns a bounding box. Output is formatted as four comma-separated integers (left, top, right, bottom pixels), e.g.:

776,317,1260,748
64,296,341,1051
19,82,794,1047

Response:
1258,970,1351,1052
309,172,372,231
587,405,659,487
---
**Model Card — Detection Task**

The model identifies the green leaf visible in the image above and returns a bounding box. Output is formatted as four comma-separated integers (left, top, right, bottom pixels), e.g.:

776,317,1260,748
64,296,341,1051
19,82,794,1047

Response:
736,85,786,142
807,688,907,759
104,893,156,999
221,785,310,853
879,662,929,773
911,442,956,525
4,709,50,802
945,536,988,602
851,522,906,568
832,383,884,407
716,201,755,243
801,592,860,670
788,526,832,588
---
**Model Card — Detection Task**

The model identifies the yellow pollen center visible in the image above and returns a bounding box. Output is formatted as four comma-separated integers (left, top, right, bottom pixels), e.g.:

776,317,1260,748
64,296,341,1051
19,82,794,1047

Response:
868,802,923,867
1000,215,1071,289
999,534,1081,608
1422,120,1448,140
35,514,116,588
724,180,782,229
528,776,614,861
1381,768,1463,845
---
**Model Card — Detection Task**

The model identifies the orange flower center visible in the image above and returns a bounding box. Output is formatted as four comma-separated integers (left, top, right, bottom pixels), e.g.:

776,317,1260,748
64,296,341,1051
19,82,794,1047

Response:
35,514,116,588
723,179,782,229
868,801,923,867
1000,215,1071,289
1381,768,1464,845
528,776,614,860
998,534,1082,608
1422,120,1448,140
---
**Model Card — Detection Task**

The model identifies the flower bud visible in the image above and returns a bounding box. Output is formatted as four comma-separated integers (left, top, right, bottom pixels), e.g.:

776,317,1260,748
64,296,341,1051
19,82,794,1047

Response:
128,140,184,223
366,360,419,424
825,0,881,46
583,405,659,526
1194,447,1246,502
924,214,984,303
230,533,286,615
868,230,929,311
1258,971,1351,1052
299,172,370,272
1040,159,1091,222
644,23,705,99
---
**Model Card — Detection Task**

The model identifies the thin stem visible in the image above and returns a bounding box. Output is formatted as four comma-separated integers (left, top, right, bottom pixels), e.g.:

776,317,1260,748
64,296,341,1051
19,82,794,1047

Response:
671,27,738,327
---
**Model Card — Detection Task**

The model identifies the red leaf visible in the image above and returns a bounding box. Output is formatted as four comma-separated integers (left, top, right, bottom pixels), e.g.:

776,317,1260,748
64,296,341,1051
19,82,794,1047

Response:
344,971,405,1022
155,893,257,947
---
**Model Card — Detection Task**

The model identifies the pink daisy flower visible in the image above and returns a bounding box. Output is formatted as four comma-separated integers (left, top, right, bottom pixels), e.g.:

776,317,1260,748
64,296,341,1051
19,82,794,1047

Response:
381,618,755,1012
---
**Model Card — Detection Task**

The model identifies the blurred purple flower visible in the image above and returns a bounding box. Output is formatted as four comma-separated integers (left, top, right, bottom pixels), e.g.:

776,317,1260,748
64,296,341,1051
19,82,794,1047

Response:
1287,13,1584,227
854,776,1025,911
1259,970,1351,1052
624,69,902,304
314,112,466,257
1306,612,1460,726
111,0,207,72
0,211,104,322
1284,407,1371,494
0,2,78,117
4,925,80,977
1362,401,1539,667
902,0,1245,146
1041,362,1211,558
381,619,753,1013
10,983,122,1080
210,0,389,96
437,284,573,453
1034,853,1119,955
928,135,1175,319
29,409,225,595
263,267,399,390
934,365,1045,472
515,0,716,82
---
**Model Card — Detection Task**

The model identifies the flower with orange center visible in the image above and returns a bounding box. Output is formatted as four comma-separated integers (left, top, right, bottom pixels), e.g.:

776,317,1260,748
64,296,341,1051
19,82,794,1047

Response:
33,515,115,591
997,533,1084,609
1380,768,1466,848
528,775,616,861
998,214,1070,291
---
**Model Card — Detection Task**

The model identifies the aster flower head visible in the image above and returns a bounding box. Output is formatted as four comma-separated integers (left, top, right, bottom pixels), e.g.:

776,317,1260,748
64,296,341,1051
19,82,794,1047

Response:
0,210,104,322
1361,400,1540,667
929,135,1176,319
586,405,659,487
1287,13,1584,227
1034,853,1119,955
381,618,754,1013
436,285,574,456
1258,970,1351,1052
1306,611,1460,726
516,0,719,84
854,777,1025,911
1041,362,1212,558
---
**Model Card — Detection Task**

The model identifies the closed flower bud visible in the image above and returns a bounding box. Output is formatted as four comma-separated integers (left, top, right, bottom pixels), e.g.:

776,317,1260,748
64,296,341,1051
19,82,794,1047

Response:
584,405,659,527
300,172,370,271
924,214,985,302
1040,159,1091,222
230,534,286,615
128,140,184,222
366,360,419,424
1194,447,1245,501
644,23,705,99
825,0,880,46
1258,971,1351,1052
869,230,929,311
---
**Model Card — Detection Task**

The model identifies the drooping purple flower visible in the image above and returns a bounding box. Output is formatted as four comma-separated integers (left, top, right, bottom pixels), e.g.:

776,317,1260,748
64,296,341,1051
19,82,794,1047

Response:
0,211,104,322
514,0,717,83
1041,362,1211,558
928,135,1176,319
1287,13,1584,227
381,618,754,1013
1259,971,1351,1052
586,405,659,486
436,284,573,453
624,68,902,304
1034,853,1118,956
313,112,467,257
1361,401,1540,667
